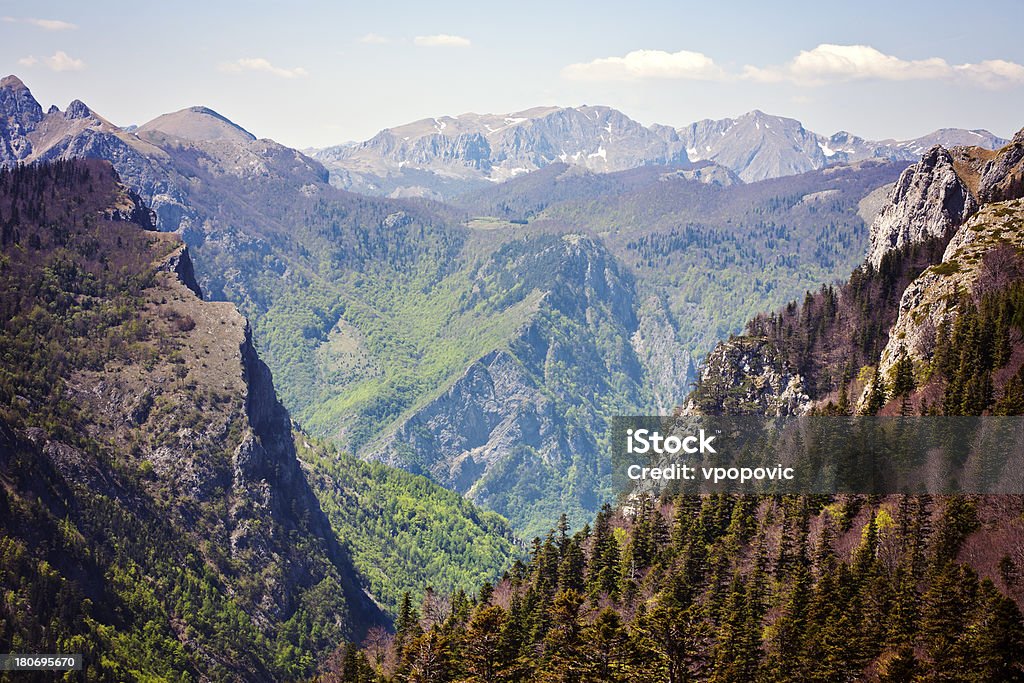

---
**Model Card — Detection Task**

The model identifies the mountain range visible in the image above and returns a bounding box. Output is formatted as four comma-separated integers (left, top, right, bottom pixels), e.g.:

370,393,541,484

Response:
314,104,1006,198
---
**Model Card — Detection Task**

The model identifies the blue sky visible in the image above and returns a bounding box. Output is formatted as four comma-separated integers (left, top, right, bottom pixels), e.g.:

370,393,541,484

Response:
2,0,1023,148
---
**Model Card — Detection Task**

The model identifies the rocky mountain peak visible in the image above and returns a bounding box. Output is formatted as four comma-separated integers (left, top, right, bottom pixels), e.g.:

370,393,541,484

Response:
867,128,1024,267
976,126,1024,204
0,73,44,162
65,99,92,120
0,74,28,91
678,110,828,182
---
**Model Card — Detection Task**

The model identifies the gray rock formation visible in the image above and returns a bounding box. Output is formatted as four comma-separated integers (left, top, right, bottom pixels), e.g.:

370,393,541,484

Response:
681,337,810,416
976,128,1024,203
0,75,43,161
632,296,695,414
866,146,978,268
678,110,829,182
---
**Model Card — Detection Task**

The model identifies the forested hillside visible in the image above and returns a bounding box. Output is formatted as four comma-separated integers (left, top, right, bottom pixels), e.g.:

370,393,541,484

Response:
325,493,1024,682
0,160,384,679
0,160,521,680
299,435,520,616
455,159,908,366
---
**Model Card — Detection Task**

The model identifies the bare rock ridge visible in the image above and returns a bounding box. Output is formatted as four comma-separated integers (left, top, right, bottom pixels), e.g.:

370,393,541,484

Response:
161,242,204,298
868,129,1024,268
137,106,258,144
316,104,690,198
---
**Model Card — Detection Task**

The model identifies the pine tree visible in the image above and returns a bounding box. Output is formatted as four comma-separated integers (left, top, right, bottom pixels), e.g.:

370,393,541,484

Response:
395,591,422,654
969,582,1024,681
537,590,587,683
891,345,915,415
710,574,761,683
403,628,455,683
462,605,514,683
585,608,632,683
587,504,622,601
558,536,586,593
865,368,888,415
920,563,977,679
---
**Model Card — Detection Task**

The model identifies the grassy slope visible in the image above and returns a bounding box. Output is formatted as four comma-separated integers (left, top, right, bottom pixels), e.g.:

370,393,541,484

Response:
298,435,521,615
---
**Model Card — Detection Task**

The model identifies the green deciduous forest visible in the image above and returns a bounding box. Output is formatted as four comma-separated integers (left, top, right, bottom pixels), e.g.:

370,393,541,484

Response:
298,436,520,615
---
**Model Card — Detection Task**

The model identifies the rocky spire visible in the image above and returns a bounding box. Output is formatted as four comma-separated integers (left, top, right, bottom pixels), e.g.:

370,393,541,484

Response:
0,74,44,162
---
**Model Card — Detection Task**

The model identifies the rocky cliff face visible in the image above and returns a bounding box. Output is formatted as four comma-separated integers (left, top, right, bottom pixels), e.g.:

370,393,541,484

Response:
866,131,1024,269
876,197,1024,383
631,296,696,414
976,128,1024,204
681,337,810,416
866,131,1024,385
0,75,43,161
866,145,978,267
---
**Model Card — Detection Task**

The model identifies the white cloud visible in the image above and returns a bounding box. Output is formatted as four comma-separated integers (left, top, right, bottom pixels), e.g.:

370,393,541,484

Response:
18,51,85,71
2,16,77,30
560,43,1024,89
358,33,391,44
744,44,1024,88
220,57,308,79
45,50,85,71
561,49,726,81
953,59,1024,88
413,34,471,48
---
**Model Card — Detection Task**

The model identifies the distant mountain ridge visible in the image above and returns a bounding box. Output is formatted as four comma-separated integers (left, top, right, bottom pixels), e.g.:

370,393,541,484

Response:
679,109,1007,182
315,105,1007,196
315,104,689,198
